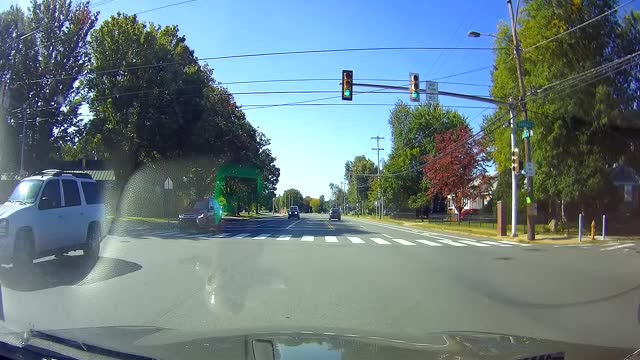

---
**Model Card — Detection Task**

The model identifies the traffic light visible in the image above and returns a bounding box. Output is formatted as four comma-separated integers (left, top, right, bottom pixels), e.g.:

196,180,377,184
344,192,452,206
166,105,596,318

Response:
511,148,522,173
342,70,353,101
410,73,420,102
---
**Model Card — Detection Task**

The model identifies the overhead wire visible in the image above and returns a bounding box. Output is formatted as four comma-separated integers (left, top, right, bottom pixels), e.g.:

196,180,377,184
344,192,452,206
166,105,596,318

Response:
525,0,637,52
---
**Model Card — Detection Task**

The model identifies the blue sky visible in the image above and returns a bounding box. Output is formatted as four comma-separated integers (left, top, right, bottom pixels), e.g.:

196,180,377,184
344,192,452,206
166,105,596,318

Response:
0,0,557,198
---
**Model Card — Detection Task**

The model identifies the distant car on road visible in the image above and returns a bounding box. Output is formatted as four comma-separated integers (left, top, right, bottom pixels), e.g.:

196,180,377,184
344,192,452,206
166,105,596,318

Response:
459,208,479,221
329,208,341,221
0,169,105,270
288,206,300,220
179,197,222,231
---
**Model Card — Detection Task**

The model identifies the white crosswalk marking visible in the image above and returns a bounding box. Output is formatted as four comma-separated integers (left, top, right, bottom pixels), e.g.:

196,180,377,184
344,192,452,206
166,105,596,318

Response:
213,233,232,238
437,239,466,247
601,243,635,251
370,237,391,245
234,233,251,238
415,239,443,246
391,238,416,246
325,236,339,243
185,232,208,238
481,240,512,247
501,241,532,246
458,240,490,247
347,236,365,244
253,234,270,240
301,235,314,242
277,235,292,241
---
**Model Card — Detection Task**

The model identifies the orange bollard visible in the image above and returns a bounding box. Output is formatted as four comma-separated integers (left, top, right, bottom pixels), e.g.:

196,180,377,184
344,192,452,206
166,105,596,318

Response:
591,220,596,241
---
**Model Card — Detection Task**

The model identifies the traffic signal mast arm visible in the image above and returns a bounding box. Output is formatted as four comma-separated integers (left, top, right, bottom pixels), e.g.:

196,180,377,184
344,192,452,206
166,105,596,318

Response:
351,82,510,106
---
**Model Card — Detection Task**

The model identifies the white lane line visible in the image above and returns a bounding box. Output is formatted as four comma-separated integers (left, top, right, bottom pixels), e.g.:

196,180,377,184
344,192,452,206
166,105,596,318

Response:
184,232,208,238
234,233,251,238
501,240,532,246
437,239,467,247
325,236,339,243
458,240,490,247
391,238,416,246
601,243,635,251
286,220,301,229
212,233,232,238
253,234,271,240
415,239,443,246
277,235,292,241
481,240,512,247
381,234,393,239
370,237,391,245
301,235,314,242
347,236,366,244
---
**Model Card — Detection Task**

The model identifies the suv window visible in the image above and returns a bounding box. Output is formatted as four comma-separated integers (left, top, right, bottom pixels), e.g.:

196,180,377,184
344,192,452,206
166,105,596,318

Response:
289,206,298,211
39,179,61,210
81,181,102,204
62,179,81,207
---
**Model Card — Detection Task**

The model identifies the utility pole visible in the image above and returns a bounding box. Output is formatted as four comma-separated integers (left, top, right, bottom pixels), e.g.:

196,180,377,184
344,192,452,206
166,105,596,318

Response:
509,101,518,237
340,181,346,213
508,0,535,240
371,136,384,219
19,106,26,177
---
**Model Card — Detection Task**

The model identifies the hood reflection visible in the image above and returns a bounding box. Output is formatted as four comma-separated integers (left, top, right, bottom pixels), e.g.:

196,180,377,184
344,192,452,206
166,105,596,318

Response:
185,240,287,315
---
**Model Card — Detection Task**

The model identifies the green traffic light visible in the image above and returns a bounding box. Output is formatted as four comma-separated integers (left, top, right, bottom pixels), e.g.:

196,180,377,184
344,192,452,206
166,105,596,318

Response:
345,90,351,97
412,92,419,99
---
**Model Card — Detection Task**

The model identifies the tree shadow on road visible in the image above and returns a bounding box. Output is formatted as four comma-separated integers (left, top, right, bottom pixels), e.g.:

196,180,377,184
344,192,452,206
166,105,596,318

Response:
0,255,142,292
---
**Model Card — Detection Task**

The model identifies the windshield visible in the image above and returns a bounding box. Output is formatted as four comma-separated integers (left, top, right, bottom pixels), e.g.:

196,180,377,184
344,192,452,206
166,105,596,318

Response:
1,0,640,358
189,200,208,210
7,180,44,204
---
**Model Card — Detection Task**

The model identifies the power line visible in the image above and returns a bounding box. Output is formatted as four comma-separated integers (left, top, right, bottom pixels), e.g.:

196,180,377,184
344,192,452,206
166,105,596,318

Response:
525,0,637,52
135,0,198,15
16,47,503,85
533,50,640,95
430,66,493,81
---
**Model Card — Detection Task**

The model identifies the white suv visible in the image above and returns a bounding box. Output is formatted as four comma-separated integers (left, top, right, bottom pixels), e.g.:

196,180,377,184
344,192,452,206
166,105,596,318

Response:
0,170,105,269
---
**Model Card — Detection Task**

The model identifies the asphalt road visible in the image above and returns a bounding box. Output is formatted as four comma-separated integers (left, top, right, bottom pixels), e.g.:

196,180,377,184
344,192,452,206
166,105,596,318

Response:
0,213,639,350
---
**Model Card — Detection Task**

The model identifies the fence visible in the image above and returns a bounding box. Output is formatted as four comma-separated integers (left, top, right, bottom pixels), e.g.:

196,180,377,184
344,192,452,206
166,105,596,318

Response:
426,213,498,229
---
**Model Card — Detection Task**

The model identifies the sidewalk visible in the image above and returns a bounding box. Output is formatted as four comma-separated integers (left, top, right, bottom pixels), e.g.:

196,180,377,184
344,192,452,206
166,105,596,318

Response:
347,215,631,246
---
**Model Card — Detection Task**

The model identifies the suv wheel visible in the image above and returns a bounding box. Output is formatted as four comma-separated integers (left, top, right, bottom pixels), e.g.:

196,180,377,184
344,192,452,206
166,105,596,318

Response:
14,229,34,271
84,224,101,259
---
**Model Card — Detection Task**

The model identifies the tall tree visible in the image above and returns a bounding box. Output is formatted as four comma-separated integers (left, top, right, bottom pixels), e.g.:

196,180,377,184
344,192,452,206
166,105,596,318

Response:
486,0,638,220
424,124,489,218
383,101,467,211
345,155,376,212
0,0,97,173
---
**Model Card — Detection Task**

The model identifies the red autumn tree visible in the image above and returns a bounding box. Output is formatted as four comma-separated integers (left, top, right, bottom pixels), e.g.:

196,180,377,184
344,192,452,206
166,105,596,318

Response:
424,124,490,219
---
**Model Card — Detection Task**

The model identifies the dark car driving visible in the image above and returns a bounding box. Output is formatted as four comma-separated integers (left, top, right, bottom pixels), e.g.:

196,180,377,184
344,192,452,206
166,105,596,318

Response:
178,197,223,231
288,205,300,219
329,207,341,221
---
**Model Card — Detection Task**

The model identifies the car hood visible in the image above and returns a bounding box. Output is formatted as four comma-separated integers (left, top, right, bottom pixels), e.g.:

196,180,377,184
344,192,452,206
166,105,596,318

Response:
5,326,636,360
0,203,27,218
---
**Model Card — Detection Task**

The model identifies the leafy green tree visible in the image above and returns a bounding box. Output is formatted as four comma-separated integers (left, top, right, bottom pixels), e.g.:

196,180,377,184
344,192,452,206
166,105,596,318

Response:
319,195,326,213
309,198,320,213
345,155,376,213
486,0,638,220
282,188,304,209
0,0,97,173
384,101,466,211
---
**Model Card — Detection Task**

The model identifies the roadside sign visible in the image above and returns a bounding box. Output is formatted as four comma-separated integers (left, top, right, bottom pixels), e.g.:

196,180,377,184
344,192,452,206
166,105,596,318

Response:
522,129,534,138
517,120,534,129
527,203,538,216
426,93,439,103
426,81,438,94
524,162,535,177
164,177,174,190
